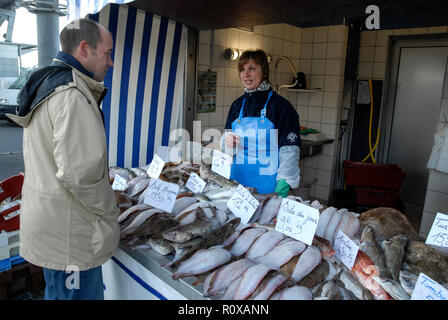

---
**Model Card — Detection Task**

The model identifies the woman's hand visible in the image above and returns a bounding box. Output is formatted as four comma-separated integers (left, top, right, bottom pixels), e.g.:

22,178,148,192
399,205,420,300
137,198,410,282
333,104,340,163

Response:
225,133,240,148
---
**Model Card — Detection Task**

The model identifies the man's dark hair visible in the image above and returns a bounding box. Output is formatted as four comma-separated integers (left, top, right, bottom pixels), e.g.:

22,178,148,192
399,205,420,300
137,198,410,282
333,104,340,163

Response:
59,18,103,54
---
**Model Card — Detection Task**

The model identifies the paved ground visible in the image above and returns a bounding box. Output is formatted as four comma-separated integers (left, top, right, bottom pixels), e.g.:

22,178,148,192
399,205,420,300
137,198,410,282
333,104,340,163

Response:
0,119,24,182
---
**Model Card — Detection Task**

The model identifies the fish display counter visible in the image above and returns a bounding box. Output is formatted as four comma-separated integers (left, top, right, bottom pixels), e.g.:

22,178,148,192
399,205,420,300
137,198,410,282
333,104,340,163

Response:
103,162,448,300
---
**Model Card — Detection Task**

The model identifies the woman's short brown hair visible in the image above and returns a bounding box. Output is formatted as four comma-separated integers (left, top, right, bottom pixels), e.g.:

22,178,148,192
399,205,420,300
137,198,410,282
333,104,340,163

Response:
238,50,270,82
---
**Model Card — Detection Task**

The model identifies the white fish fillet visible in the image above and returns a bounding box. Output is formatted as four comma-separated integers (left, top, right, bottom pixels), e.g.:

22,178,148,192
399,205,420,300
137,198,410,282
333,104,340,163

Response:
118,204,151,223
234,264,272,300
205,259,256,296
271,286,313,300
258,197,283,225
171,197,197,216
230,227,268,257
291,245,322,282
172,248,231,280
252,273,287,300
254,239,307,269
323,209,343,242
121,208,162,235
315,207,337,238
333,211,359,245
246,230,285,259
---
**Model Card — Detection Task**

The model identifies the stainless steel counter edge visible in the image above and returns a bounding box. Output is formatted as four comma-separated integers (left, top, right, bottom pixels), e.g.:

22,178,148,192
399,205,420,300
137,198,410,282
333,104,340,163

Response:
120,244,214,300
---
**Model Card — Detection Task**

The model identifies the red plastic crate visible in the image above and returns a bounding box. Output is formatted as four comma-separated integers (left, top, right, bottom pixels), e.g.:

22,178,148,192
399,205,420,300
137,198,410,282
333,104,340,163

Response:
0,173,24,232
355,186,400,208
343,160,405,190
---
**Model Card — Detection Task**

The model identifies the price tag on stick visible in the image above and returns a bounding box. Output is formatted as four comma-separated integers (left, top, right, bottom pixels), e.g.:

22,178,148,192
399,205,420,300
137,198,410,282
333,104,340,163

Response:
334,230,359,269
146,154,165,179
143,179,179,213
425,212,448,249
275,198,319,246
211,149,232,179
227,185,259,225
185,172,207,194
411,272,448,300
112,174,127,191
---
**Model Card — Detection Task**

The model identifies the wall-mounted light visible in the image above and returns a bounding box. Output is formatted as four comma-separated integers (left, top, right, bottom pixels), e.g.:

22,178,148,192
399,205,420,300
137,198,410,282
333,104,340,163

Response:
223,48,240,61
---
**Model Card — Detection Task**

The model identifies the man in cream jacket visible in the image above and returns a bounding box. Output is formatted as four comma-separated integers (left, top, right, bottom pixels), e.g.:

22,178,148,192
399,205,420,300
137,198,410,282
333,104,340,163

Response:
7,18,119,300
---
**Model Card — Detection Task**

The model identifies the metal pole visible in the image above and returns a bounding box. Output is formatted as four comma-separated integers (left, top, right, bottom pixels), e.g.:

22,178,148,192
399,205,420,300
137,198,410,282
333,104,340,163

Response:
36,0,59,67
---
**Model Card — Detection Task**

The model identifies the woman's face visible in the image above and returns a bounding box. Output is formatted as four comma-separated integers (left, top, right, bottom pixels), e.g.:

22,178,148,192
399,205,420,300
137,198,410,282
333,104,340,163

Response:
239,59,264,91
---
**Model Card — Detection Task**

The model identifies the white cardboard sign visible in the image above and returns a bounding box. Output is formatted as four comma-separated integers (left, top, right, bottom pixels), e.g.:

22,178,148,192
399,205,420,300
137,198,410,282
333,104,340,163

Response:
185,172,207,194
275,198,319,246
111,174,127,191
425,212,448,248
143,179,179,213
227,184,259,225
334,230,359,269
146,154,165,179
211,149,232,179
411,273,448,300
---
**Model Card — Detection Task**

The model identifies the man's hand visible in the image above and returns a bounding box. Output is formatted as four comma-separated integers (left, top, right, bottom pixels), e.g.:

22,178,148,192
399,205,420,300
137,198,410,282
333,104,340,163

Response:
225,133,240,148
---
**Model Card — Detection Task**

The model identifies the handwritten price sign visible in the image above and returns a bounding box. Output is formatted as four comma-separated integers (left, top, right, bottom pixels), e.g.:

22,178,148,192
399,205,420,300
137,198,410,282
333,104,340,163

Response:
146,154,165,179
426,212,448,248
143,179,179,213
227,184,259,225
185,172,207,194
112,175,127,191
334,230,359,269
211,149,232,179
275,198,319,245
411,273,448,300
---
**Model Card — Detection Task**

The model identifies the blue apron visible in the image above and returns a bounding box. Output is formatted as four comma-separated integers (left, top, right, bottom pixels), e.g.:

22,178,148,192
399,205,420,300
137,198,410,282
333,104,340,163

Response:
230,91,279,194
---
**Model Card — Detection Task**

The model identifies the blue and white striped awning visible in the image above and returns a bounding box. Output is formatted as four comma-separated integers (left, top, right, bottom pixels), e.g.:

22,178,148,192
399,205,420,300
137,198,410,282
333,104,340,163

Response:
67,2,187,168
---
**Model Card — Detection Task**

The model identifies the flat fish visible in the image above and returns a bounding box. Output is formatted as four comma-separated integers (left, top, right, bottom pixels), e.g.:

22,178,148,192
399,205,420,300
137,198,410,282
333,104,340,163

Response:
118,204,151,224
372,276,410,300
230,227,268,257
323,209,344,244
332,210,359,245
339,270,374,300
291,245,322,283
171,197,198,216
296,258,329,289
149,235,175,255
270,286,313,300
162,212,220,243
246,230,285,259
315,207,338,238
128,177,151,198
172,247,231,280
250,271,290,300
257,196,283,225
221,277,242,300
359,226,390,279
121,208,163,236
234,264,273,300
204,259,256,297
254,238,306,270
382,235,408,281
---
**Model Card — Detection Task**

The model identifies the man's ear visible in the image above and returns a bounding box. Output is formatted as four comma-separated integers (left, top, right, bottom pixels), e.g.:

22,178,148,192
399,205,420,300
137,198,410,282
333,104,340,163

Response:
79,40,89,58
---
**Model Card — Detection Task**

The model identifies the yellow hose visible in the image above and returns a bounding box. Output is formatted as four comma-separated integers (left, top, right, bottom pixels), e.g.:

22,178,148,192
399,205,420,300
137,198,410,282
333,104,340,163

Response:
362,79,380,163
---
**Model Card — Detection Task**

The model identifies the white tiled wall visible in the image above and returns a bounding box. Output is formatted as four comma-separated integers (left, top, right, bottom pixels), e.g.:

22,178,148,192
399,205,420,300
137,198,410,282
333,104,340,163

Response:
356,26,448,236
197,23,349,202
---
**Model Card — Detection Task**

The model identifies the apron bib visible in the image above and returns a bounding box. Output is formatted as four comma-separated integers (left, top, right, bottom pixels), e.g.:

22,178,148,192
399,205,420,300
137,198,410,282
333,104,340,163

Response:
230,91,279,194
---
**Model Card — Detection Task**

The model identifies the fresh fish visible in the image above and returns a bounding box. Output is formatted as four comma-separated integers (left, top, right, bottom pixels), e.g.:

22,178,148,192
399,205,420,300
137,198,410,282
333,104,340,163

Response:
230,227,268,257
317,280,342,300
246,230,285,259
339,270,374,300
162,211,220,243
221,277,242,300
207,172,239,188
203,259,256,297
257,196,283,225
323,209,343,244
312,235,335,257
127,176,151,198
172,247,231,280
193,193,212,202
118,204,151,224
234,264,273,300
110,166,135,183
315,207,337,238
169,217,241,269
359,226,390,278
270,286,313,300
249,271,290,300
254,238,306,270
333,210,359,245
351,251,392,300
129,167,149,178
297,258,330,289
372,276,410,300
114,190,133,212
382,235,408,281
399,270,418,296
149,235,175,255
171,197,198,216
204,186,237,201
247,198,268,224
120,208,164,236
291,245,322,283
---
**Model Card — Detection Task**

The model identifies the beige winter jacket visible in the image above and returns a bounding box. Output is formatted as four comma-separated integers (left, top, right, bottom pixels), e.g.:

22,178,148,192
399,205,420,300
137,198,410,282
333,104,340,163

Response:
7,63,120,271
